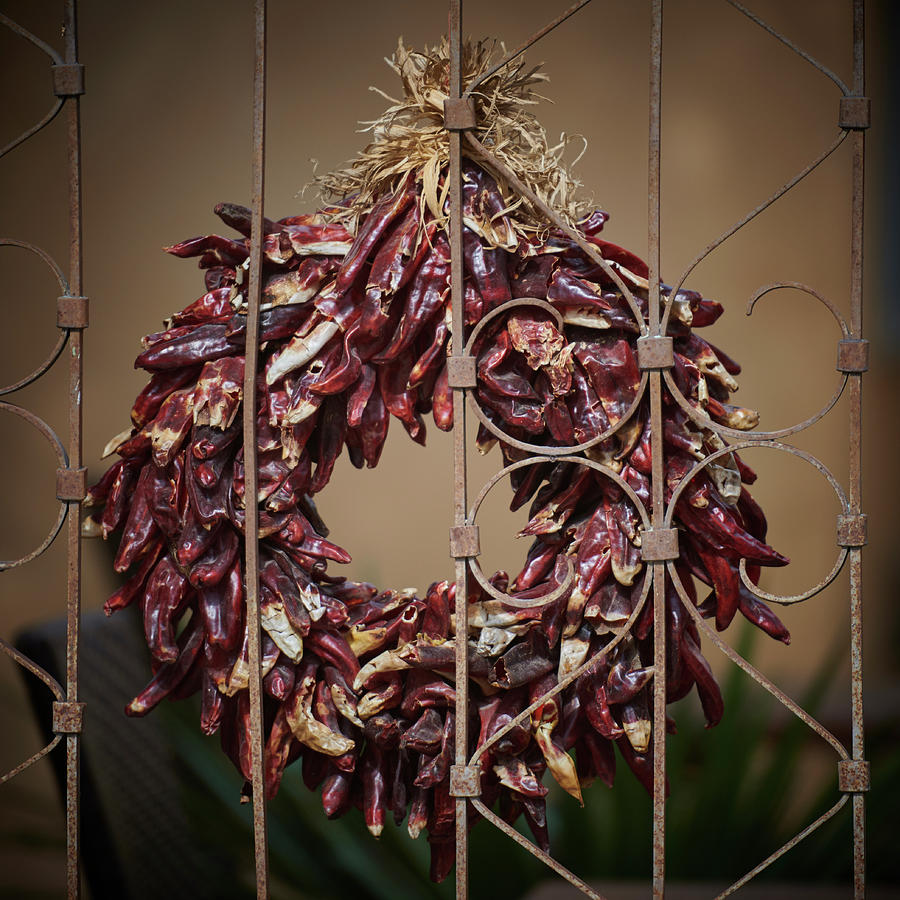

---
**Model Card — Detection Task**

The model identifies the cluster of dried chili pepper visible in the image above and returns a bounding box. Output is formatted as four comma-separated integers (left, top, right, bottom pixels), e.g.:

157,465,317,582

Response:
86,40,790,882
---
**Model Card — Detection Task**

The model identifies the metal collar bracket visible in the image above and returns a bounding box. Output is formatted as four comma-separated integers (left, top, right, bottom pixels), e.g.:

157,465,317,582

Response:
57,296,89,330
838,96,870,130
52,701,85,734
837,339,869,373
450,524,481,559
443,98,476,131
837,513,867,548
56,466,87,503
447,355,478,389
838,759,870,792
449,764,482,797
636,335,674,371
640,528,679,562
51,63,85,97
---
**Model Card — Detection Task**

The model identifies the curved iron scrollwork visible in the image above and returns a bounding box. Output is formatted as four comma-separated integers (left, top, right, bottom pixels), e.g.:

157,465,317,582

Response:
0,3,86,897
440,2,870,899
0,241,71,396
462,297,649,457
0,13,65,160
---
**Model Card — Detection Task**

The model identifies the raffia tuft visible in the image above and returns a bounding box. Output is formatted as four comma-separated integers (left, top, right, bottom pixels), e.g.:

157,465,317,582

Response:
313,38,592,239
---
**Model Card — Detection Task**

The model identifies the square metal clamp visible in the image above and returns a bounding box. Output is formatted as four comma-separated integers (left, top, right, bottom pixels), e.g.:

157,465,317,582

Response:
57,466,88,503
636,335,674,371
52,63,85,97
838,96,871,130
57,296,89,330
838,759,870,793
447,355,478,389
450,524,480,559
641,528,679,562
837,513,867,548
837,339,869,373
52,701,85,734
449,764,482,797
443,98,476,131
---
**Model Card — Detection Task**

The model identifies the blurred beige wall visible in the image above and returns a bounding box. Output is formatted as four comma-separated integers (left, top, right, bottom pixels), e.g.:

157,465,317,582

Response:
1,0,897,894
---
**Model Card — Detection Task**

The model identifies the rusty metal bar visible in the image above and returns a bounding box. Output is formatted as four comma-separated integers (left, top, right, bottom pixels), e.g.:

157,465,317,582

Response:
62,1,84,895
671,567,850,759
471,798,610,900
0,635,65,784
0,403,68,571
647,2,667,896
715,796,850,899
667,564,855,899
848,1,866,896
243,1,270,896
464,0,592,98
0,23,88,896
469,567,651,771
447,5,472,899
659,2,856,334
0,14,64,160
660,130,848,335
0,11,62,62
839,759,871,793
1,733,64,785
724,0,850,95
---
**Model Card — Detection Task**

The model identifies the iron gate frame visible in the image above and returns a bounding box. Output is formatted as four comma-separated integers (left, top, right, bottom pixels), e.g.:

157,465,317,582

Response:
0,1,85,895
0,1,869,898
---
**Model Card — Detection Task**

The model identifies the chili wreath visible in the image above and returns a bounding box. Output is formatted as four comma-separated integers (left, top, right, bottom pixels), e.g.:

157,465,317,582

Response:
86,39,790,882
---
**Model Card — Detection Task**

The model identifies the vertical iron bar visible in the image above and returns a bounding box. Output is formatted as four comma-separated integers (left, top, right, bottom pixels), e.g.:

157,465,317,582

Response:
448,3,470,899
63,1,83,895
243,1,270,896
848,1,865,896
648,1,666,897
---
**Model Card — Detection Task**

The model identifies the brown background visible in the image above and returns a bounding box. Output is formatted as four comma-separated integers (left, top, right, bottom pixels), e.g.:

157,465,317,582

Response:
1,0,897,895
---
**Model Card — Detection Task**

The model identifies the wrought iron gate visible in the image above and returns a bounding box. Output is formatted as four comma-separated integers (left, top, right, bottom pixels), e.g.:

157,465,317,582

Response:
1,1,869,897
0,0,86,896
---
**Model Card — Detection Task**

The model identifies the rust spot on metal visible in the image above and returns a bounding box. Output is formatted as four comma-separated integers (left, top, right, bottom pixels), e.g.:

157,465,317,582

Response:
447,354,478,389
57,295,89,330
838,759,871,792
449,764,482,797
838,513,867,547
51,63,85,97
636,335,674,371
839,96,871,130
450,524,480,559
52,701,85,734
837,338,869,373
56,466,87,502
640,528,679,562
443,97,476,131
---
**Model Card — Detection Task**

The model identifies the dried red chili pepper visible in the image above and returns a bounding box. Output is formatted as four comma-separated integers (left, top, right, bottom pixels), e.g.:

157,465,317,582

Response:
135,323,237,371
376,234,450,363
